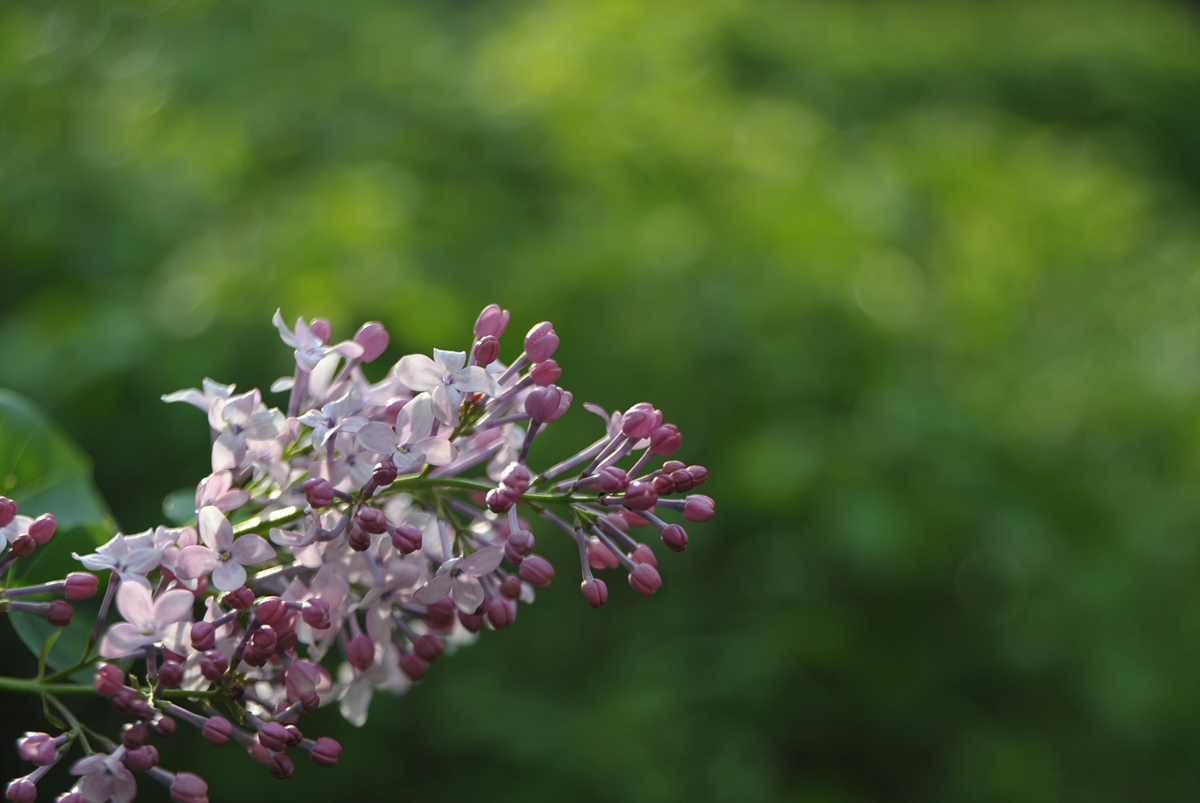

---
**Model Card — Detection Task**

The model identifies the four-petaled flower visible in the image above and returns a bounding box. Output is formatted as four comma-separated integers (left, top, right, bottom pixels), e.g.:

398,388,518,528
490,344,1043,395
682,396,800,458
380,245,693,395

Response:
161,377,235,412
99,582,194,658
70,753,137,803
175,506,275,591
73,531,164,588
209,390,286,472
414,546,504,612
297,388,370,452
356,393,455,471
273,309,364,372
395,349,500,426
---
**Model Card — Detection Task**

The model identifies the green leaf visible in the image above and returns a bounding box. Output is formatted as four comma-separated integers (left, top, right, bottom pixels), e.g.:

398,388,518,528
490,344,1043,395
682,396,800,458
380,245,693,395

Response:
37,629,62,680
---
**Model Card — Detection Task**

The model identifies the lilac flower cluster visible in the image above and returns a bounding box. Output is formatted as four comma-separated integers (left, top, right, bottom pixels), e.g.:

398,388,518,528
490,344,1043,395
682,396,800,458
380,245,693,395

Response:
0,305,715,802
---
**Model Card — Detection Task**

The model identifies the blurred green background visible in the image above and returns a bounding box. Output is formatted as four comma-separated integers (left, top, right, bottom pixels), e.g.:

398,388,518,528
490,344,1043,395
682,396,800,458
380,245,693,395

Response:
5,0,1200,800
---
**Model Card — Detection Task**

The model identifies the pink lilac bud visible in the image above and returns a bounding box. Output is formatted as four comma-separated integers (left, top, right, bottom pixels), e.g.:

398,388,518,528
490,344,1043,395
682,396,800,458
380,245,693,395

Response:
5,779,35,803
122,723,149,748
346,635,375,671
630,543,658,567
28,514,56,545
506,529,535,561
301,478,334,508
125,745,160,772
347,526,371,552
58,794,85,803
309,319,332,344
17,732,57,765
683,494,715,522
622,482,658,511
94,664,124,696
258,722,290,752
524,385,571,423
301,598,331,629
390,524,422,554
256,597,288,627
499,576,522,600
670,469,694,492
226,586,255,610
457,609,484,633
629,563,663,597
621,404,661,439
487,597,517,629
47,600,73,627
501,463,532,495
529,360,561,386
356,506,387,534
597,466,629,493
170,772,209,803
587,540,620,570
269,753,294,780
153,716,177,738
687,465,708,487
63,572,98,600
486,487,515,514
191,622,216,651
503,540,524,565
650,425,681,456
662,460,685,474
413,634,444,662
622,509,651,528
475,304,511,339
519,555,555,588
372,460,398,487
661,524,688,552
581,579,609,608
199,651,228,681
249,742,270,765
252,625,278,655
398,652,427,681
202,716,234,746
524,322,559,362
284,725,303,748
652,473,674,495
11,535,34,558
308,737,342,768
473,336,500,366
0,497,16,527
353,322,389,362
299,692,320,713
425,598,457,629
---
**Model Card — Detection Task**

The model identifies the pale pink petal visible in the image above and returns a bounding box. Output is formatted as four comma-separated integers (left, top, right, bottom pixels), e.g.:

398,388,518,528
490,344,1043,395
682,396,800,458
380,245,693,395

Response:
355,422,398,454
211,431,244,472
339,677,373,727
215,489,250,512
459,545,504,576
152,589,195,628
243,409,284,440
115,582,154,626
429,384,458,426
100,623,151,658
456,365,501,396
415,437,454,466
175,546,220,580
433,349,466,374
413,573,454,604
273,308,298,347
231,534,275,566
394,354,441,392
451,576,484,613
198,506,233,551
212,560,247,592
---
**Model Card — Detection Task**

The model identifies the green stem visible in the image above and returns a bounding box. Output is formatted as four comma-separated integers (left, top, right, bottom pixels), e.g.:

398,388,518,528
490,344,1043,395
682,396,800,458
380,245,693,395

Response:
43,653,101,683
0,674,219,701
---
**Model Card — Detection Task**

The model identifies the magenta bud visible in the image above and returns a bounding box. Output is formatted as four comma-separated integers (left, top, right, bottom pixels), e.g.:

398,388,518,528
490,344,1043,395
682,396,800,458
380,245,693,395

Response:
630,543,658,567
122,723,149,748
28,513,56,545
501,463,532,495
661,524,688,552
487,597,516,629
621,404,661,439
268,753,294,780
499,576,522,599
10,535,34,558
506,528,535,556
687,465,708,487
257,721,290,752
628,563,663,597
597,466,629,493
170,772,209,803
190,621,217,651
125,744,160,772
301,598,331,629
347,526,371,552
17,732,56,765
199,651,228,682
202,716,233,746
5,779,36,803
524,384,571,423
308,736,342,768
524,321,559,362
503,541,525,566
581,579,609,608
47,600,73,627
587,540,620,570
413,634,444,663
354,321,390,362
301,478,334,509
473,336,500,366
670,469,694,492
300,691,320,713
662,460,686,473
252,625,278,655
475,304,511,339
58,793,85,803
346,635,375,671
0,497,15,527
486,487,515,514
683,494,715,522
226,586,255,610
425,598,457,629
153,716,177,738
457,609,484,633
110,689,137,715
622,509,652,528
529,359,562,386
622,482,658,511
356,506,387,534
372,460,398,487
650,424,682,456
256,597,288,627
94,663,125,696
398,652,427,681
309,318,332,344
63,572,99,601
652,473,675,495
519,555,555,588
389,523,423,554
285,725,303,748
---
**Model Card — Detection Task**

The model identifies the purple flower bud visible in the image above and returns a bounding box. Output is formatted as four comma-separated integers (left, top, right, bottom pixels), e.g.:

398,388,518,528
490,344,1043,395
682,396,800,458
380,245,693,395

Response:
285,725,303,748
122,723,150,748
597,466,629,493
5,779,36,803
524,385,571,423
57,793,85,803
581,579,609,608
622,482,658,511
506,528,535,556
499,576,522,599
529,359,562,386
389,523,422,554
425,598,457,629
670,469,694,492
94,664,125,696
500,463,532,495
519,555,555,588
346,635,375,671
153,716,177,738
457,609,484,633
486,598,516,629
269,753,294,780
252,625,278,655
398,652,427,681
661,524,688,552
258,722,290,752
17,732,56,765
683,494,715,522
64,572,99,600
203,716,234,746
309,318,332,344
687,465,708,487
256,597,288,627
413,634,444,663
226,586,255,610
10,535,34,558
628,563,663,597
662,460,686,473
630,543,658,567
354,321,390,362
47,600,73,627
650,424,681,456
372,460,398,487
486,487,515,514
199,651,228,682
301,598,331,629
475,304,511,339
346,525,371,552
125,744,160,772
587,540,620,570
0,497,16,527
652,473,675,495
190,621,217,652
524,321,559,362
473,336,500,366
170,772,209,803
301,478,334,508
356,507,387,535
503,541,525,566
308,737,342,768
299,691,320,713
28,513,56,545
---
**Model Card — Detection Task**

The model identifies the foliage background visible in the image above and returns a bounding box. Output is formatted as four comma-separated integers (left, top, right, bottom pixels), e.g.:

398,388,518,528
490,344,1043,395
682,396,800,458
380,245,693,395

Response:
5,0,1200,800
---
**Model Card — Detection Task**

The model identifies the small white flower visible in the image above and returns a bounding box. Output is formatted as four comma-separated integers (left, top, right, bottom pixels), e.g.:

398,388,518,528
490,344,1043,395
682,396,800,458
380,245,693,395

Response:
175,507,275,591
414,546,504,613
73,531,164,587
99,582,194,658
395,349,500,426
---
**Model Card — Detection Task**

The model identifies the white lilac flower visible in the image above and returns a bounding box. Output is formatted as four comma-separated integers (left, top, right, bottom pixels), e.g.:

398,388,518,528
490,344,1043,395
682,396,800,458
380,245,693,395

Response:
208,390,286,472
273,309,364,372
73,531,164,587
161,377,235,412
70,753,136,803
98,582,194,658
0,515,32,551
414,546,504,612
175,506,275,591
356,392,455,472
394,348,501,426
195,470,250,513
337,642,410,727
296,388,370,452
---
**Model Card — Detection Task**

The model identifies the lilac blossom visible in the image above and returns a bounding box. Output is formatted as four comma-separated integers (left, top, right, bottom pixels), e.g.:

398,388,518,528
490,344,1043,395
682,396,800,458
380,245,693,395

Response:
414,546,504,612
73,532,163,587
272,309,364,372
99,583,194,658
70,753,136,803
356,393,454,471
208,390,285,472
175,507,274,591
394,349,500,426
